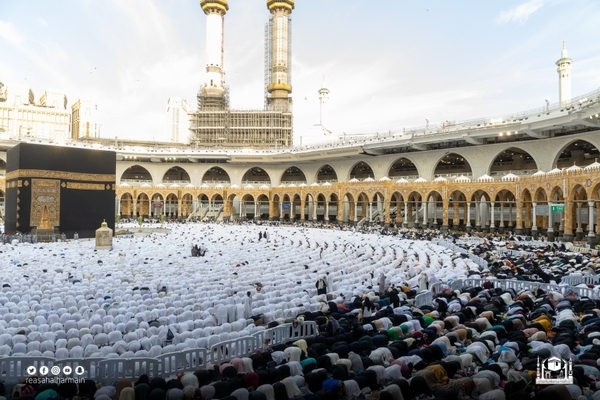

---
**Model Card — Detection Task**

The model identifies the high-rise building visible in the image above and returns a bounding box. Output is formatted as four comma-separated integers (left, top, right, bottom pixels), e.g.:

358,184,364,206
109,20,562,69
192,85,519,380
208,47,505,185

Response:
71,99,98,139
167,97,190,143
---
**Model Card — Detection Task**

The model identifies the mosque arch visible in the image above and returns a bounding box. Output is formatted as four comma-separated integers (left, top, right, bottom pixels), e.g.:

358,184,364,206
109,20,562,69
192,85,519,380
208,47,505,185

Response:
388,157,419,179
240,194,257,219
448,190,468,230
349,161,374,181
424,190,443,227
162,166,190,184
0,159,6,173
242,167,271,184
554,139,600,169
202,167,231,184
181,193,193,218
339,192,355,223
136,193,150,217
489,147,538,176
149,193,164,217
256,194,270,220
271,194,281,220
119,192,134,217
405,191,423,228
281,166,307,184
389,191,405,226
434,153,472,178
327,193,339,222
316,164,338,183
121,165,153,183
165,193,179,218
292,194,302,220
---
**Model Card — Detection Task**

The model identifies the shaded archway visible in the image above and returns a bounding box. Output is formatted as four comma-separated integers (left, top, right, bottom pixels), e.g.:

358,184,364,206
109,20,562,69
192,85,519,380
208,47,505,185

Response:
165,193,178,218
349,161,374,181
316,165,338,183
388,158,418,179
434,153,472,178
256,194,270,220
202,167,231,184
121,165,153,183
469,190,491,232
281,166,307,184
242,167,271,184
136,193,150,217
162,166,190,184
493,189,517,233
181,193,193,218
406,192,423,228
150,193,164,217
489,148,538,176
119,193,134,217
448,190,468,231
555,140,600,169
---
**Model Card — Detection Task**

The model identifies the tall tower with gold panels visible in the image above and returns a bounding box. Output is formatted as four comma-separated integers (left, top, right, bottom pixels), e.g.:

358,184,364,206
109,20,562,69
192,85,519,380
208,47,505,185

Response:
265,0,294,113
198,0,229,110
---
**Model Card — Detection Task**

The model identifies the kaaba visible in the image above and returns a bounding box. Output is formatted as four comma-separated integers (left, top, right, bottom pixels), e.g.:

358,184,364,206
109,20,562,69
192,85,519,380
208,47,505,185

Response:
5,143,116,238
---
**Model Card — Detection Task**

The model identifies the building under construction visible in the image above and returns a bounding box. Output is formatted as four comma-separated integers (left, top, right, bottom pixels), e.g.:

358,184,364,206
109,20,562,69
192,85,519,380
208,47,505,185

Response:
190,0,294,148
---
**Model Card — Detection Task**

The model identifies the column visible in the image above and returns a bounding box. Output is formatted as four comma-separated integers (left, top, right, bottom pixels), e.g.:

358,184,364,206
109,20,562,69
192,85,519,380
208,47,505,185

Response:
312,200,317,221
368,202,373,223
452,202,459,228
353,202,358,223
508,202,513,228
475,202,481,230
442,199,449,231
576,202,584,240
489,202,495,232
563,201,573,241
325,201,330,222
422,200,428,227
499,203,504,231
531,202,537,236
337,199,343,222
515,201,523,234
279,201,284,221
300,199,305,220
403,202,408,227
547,201,555,241
466,202,471,232
588,201,595,237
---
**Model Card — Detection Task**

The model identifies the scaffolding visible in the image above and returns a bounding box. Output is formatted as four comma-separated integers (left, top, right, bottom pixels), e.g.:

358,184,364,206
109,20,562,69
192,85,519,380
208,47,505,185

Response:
189,109,292,148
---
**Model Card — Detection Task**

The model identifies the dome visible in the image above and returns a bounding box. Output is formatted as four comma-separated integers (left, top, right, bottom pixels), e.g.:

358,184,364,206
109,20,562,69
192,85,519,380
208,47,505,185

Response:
288,183,297,187
230,184,240,189
501,173,519,181
299,183,308,187
141,183,151,188
363,177,375,182
169,183,180,188
414,177,427,183
244,184,255,190
349,178,359,183
396,178,409,184
259,184,270,190
378,176,391,181
532,170,546,176
547,168,562,175
322,182,332,186
200,183,210,189
278,183,287,188
310,182,320,187
215,183,225,189
156,183,166,188
120,182,130,187
477,174,494,182
433,176,447,182
584,160,600,170
185,183,195,188
454,175,471,182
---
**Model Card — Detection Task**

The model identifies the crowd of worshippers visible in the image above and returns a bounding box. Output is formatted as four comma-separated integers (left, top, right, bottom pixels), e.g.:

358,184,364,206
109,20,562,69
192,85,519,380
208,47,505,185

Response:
191,244,207,257
9,280,600,400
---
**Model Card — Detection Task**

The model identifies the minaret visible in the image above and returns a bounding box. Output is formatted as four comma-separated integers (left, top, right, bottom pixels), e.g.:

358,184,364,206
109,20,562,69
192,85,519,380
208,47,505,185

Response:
318,77,330,127
198,0,229,110
266,0,294,113
556,41,573,107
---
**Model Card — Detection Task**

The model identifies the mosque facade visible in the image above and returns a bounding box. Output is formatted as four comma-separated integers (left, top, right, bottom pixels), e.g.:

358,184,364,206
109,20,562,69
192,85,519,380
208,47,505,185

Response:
0,3,599,246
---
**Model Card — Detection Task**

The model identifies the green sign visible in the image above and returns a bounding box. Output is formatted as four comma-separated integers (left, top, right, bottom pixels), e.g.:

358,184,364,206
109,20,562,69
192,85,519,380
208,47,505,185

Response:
551,204,565,213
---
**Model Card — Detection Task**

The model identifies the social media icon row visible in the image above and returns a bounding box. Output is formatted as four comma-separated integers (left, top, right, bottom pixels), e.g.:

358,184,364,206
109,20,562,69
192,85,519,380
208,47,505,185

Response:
26,365,85,376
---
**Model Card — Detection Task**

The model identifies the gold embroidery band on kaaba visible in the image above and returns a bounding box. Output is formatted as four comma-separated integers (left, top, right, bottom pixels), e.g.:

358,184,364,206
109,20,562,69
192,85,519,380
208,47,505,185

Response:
65,182,106,191
6,169,115,182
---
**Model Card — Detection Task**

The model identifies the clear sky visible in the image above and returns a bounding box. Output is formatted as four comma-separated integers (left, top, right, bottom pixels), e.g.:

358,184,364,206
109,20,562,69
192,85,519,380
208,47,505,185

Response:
1,0,599,145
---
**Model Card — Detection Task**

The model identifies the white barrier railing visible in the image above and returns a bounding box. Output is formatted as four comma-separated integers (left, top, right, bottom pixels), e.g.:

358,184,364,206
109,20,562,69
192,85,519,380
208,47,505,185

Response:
0,357,54,381
210,336,258,365
415,291,433,307
0,321,318,385
156,348,208,377
97,358,160,383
